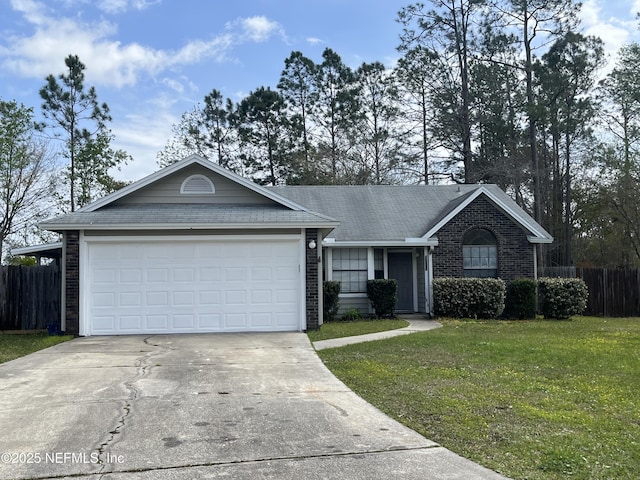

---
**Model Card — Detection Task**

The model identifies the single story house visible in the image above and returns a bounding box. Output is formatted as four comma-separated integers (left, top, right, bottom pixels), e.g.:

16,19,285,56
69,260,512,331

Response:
27,154,551,336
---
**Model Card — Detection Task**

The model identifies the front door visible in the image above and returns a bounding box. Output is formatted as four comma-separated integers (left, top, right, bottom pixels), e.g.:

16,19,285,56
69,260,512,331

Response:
388,251,414,312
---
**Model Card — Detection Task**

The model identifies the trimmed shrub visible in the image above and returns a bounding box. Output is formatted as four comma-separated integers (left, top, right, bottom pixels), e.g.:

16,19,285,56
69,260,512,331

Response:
538,277,588,320
433,277,506,319
323,281,341,322
341,308,363,321
505,278,537,319
367,279,398,318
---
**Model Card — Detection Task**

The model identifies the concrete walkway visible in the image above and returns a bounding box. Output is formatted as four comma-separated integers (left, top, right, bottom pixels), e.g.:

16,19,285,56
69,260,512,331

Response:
313,316,442,350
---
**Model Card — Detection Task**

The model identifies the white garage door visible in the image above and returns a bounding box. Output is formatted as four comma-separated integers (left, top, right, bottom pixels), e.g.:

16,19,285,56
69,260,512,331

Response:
84,237,302,335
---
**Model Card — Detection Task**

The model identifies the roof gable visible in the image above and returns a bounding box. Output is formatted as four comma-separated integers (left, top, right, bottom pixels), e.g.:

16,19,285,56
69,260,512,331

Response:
421,186,552,243
111,162,276,206
80,155,308,213
39,155,339,231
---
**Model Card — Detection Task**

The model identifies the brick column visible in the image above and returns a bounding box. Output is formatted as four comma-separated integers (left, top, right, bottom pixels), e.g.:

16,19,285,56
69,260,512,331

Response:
305,229,319,330
65,231,80,336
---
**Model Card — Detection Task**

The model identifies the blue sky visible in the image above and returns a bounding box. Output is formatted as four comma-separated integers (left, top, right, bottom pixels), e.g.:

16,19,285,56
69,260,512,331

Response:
1,0,639,181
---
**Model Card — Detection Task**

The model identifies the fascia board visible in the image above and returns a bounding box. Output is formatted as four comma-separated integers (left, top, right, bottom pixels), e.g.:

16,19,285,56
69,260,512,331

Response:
11,242,63,256
322,239,438,248
527,235,554,244
40,221,340,231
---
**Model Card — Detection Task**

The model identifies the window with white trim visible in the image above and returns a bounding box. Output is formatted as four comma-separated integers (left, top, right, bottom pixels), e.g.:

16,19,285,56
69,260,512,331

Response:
463,229,498,278
332,248,367,293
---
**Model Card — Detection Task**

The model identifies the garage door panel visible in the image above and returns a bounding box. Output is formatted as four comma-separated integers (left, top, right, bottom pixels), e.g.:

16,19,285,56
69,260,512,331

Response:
92,292,115,308
275,266,298,281
93,269,116,284
172,315,195,329
198,314,221,328
147,291,169,306
225,267,247,281
199,290,221,305
251,313,272,327
200,267,220,282
251,267,272,281
277,313,297,327
251,290,272,304
86,239,301,335
119,316,142,331
225,290,247,304
146,315,168,330
171,291,194,306
93,316,115,331
120,292,142,307
147,269,169,283
225,313,247,328
119,245,144,260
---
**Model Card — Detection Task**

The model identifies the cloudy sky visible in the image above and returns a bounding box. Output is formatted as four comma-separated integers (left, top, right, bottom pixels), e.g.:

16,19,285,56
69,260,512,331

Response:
1,0,639,181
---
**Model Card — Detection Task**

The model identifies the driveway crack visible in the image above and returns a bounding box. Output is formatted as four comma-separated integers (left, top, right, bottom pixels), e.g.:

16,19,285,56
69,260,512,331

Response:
95,336,168,476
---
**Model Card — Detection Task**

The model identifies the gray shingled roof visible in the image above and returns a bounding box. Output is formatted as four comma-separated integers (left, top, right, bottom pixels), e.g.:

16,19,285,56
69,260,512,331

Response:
269,184,549,242
40,203,337,229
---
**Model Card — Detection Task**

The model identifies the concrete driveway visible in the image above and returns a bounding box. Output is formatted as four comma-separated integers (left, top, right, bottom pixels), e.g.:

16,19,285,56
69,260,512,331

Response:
0,333,507,479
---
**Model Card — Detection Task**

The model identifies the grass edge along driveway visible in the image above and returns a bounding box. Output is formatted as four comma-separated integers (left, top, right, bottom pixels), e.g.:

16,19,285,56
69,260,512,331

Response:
0,333,73,364
317,317,640,480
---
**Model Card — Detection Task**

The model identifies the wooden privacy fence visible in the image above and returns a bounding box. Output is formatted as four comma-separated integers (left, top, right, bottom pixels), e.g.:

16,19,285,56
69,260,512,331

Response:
0,266,61,331
541,267,640,317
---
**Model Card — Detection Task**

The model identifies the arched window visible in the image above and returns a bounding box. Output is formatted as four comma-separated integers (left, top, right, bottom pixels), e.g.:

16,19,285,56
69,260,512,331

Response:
180,174,215,195
463,229,497,278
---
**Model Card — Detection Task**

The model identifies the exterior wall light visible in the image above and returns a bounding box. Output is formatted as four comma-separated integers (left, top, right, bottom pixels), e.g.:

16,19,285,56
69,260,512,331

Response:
308,240,317,249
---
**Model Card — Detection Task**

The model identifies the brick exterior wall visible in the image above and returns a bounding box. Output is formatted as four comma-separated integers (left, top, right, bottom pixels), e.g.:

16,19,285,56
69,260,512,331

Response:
432,195,534,281
305,229,319,330
64,231,80,336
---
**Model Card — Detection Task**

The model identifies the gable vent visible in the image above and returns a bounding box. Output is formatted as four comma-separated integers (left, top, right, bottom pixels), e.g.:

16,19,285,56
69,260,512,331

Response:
180,174,215,195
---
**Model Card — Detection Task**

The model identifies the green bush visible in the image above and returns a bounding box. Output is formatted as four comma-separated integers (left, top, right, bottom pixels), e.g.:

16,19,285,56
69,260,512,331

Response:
367,279,398,318
505,278,537,319
433,277,506,319
341,308,363,321
323,281,341,322
538,277,588,320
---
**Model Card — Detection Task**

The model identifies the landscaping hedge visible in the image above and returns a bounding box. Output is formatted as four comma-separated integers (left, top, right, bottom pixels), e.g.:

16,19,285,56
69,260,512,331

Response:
323,281,341,322
433,277,506,319
367,279,397,318
505,278,537,319
538,277,588,319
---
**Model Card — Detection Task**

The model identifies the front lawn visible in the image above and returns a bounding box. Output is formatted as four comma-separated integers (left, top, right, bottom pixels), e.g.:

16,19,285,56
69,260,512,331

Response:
0,333,73,364
307,318,409,342
317,317,640,480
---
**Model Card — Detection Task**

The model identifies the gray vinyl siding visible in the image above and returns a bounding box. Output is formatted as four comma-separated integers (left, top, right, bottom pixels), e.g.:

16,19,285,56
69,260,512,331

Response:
337,295,371,317
114,164,276,205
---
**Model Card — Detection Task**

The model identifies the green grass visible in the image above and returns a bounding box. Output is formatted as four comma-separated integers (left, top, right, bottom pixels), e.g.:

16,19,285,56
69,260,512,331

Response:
317,317,640,480
0,333,73,364
307,318,409,342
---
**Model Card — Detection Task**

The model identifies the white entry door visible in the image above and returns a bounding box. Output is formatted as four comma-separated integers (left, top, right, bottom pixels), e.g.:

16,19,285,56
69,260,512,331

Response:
83,237,302,335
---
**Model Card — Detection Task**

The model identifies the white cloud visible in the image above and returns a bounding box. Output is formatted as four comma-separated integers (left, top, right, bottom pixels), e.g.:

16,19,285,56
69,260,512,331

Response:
306,37,325,46
1,1,286,89
580,0,633,68
111,106,177,180
98,0,160,14
226,16,286,43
